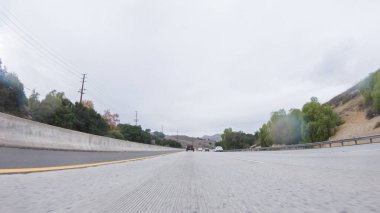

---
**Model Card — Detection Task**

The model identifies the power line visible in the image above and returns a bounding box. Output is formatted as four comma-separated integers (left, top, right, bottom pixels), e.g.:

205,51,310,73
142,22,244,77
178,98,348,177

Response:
0,8,103,102
0,9,132,109
0,4,137,119
0,9,82,91
0,5,82,78
0,6,111,98
0,29,80,91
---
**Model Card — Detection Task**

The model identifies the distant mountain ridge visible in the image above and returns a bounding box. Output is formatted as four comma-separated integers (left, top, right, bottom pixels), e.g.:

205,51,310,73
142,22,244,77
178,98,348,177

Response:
201,134,222,142
165,134,221,148
326,85,361,108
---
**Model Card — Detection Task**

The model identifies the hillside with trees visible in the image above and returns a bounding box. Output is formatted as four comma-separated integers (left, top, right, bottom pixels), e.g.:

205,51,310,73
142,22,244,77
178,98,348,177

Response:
327,69,380,139
221,69,380,150
0,59,181,148
220,97,343,149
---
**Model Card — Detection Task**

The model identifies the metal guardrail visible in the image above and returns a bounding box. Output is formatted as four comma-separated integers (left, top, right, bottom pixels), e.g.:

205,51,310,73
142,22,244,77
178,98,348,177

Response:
229,134,380,152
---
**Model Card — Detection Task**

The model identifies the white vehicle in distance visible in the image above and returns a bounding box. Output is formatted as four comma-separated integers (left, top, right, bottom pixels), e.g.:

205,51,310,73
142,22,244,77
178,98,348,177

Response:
197,147,203,151
214,146,223,152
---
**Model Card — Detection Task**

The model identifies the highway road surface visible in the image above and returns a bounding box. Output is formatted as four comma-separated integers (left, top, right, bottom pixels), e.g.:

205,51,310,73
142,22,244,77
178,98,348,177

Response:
0,147,177,169
1,143,380,212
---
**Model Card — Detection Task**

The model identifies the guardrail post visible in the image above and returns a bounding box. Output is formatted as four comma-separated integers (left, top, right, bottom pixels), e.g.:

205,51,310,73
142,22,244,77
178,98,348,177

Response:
355,140,357,145
370,138,373,143
329,143,331,148
341,142,344,146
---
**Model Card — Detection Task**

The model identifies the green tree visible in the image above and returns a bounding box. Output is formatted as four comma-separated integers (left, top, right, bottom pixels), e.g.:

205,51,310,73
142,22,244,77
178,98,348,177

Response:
271,108,302,145
221,128,233,149
301,98,342,142
31,90,73,126
107,129,125,140
118,124,152,144
102,110,120,130
221,128,257,150
27,89,40,115
259,123,273,147
288,108,303,144
359,70,380,117
371,71,380,112
214,141,222,147
153,131,165,139
0,60,27,116
270,109,286,123
270,109,287,145
30,91,109,135
72,102,109,136
155,138,182,148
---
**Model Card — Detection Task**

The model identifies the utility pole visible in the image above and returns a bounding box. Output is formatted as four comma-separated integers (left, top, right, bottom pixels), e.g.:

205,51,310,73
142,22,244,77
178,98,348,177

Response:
176,129,179,143
134,111,139,126
78,74,86,104
161,125,164,134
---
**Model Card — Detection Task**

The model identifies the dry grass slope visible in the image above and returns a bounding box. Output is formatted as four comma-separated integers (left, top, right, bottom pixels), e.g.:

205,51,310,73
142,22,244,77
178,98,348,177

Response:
330,95,380,140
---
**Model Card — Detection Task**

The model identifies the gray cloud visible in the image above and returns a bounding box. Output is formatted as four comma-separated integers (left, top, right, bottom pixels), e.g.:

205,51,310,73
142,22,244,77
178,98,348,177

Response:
0,0,380,136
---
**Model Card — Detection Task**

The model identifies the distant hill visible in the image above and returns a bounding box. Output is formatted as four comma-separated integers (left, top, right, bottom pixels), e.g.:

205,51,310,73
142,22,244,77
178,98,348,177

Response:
326,71,380,139
326,84,362,108
201,134,222,142
165,134,220,148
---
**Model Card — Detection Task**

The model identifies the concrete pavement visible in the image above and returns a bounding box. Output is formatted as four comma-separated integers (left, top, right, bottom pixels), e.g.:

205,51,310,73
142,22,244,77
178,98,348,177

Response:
1,143,380,212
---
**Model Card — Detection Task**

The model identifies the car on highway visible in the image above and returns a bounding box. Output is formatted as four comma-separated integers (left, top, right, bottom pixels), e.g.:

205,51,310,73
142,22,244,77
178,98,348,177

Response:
214,146,223,152
186,145,194,152
197,147,203,151
204,148,209,152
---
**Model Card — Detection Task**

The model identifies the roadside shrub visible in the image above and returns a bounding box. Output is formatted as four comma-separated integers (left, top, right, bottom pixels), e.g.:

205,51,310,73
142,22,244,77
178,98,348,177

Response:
366,108,378,119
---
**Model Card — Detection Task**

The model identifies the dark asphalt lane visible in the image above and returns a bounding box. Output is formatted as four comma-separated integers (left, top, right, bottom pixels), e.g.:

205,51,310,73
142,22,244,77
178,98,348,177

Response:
0,147,180,169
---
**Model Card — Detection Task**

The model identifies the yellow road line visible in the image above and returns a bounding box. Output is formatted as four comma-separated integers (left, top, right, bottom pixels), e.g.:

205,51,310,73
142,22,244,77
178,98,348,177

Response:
0,154,168,175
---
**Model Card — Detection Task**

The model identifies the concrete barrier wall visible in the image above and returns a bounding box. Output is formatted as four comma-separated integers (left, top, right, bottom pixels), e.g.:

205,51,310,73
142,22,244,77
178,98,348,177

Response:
0,112,178,151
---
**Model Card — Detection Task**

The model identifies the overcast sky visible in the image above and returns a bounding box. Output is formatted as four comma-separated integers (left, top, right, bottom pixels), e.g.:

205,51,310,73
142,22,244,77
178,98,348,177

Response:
0,0,380,136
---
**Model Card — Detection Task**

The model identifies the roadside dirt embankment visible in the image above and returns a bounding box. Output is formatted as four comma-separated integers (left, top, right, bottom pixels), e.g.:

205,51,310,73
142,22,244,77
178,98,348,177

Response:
331,95,380,140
